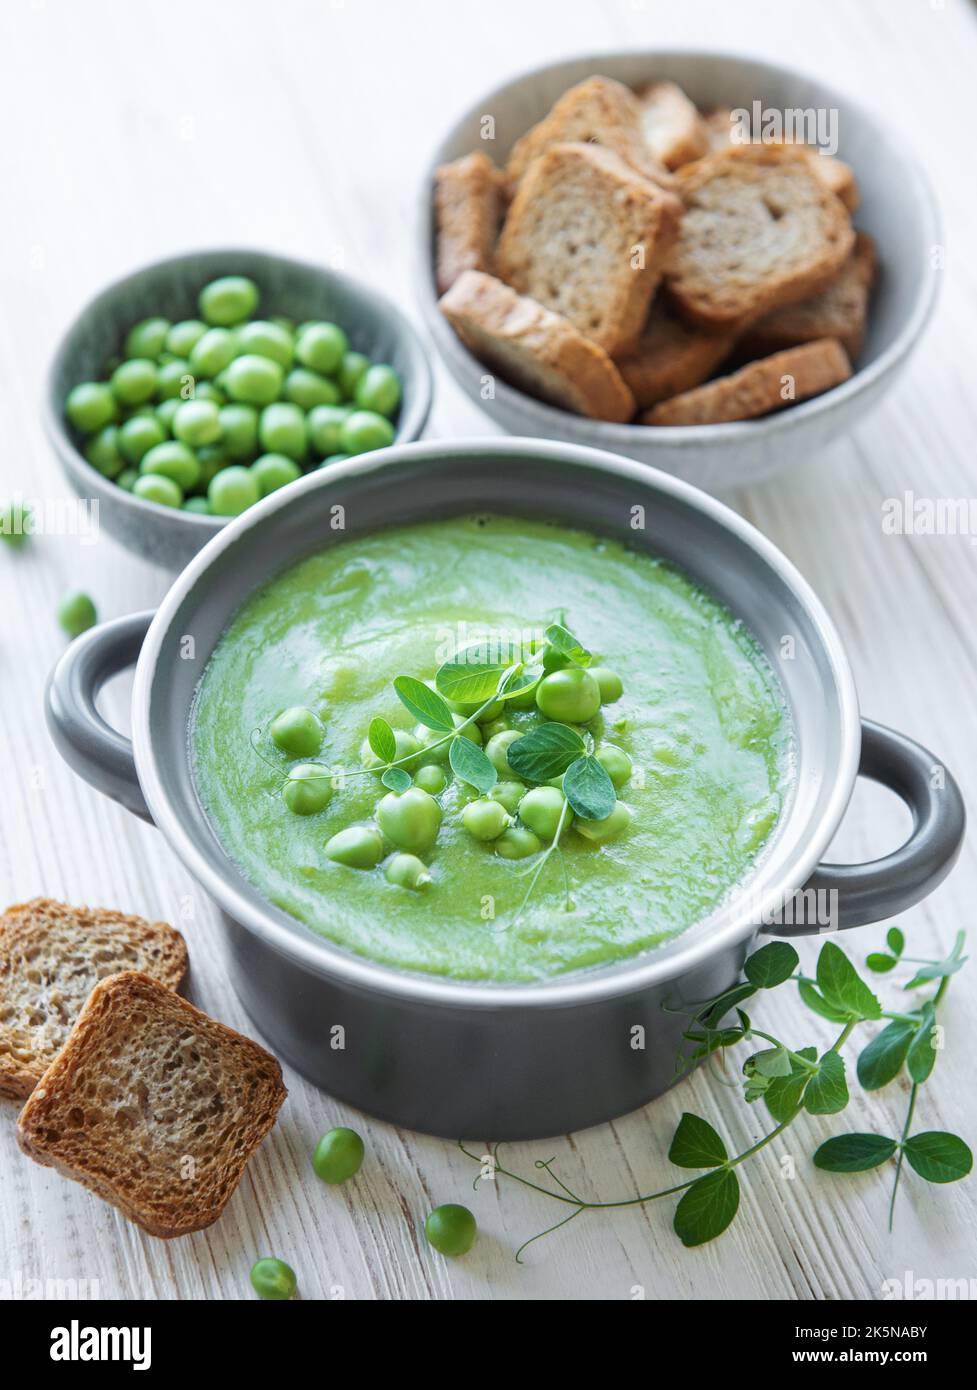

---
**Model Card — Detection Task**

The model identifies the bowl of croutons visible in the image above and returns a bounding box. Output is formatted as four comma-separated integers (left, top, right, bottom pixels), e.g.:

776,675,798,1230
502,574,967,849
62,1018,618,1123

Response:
417,51,939,492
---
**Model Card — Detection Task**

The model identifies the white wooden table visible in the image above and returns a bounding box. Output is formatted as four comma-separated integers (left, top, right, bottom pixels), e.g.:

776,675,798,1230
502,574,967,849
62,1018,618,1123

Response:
1,0,975,1301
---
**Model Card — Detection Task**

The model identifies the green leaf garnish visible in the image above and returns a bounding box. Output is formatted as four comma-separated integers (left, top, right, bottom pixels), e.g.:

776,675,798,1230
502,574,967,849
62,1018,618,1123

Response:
903,931,967,989
804,1051,849,1115
749,1045,793,1079
435,641,524,705
393,676,454,731
813,1133,898,1173
866,952,898,973
797,978,849,1023
368,716,397,764
887,927,905,957
816,940,882,1021
744,941,799,989
543,623,591,667
448,735,497,794
902,1132,973,1183
673,1169,740,1247
507,723,585,784
381,766,412,794
764,1046,817,1123
562,755,616,821
856,1019,916,1090
668,1113,728,1169
906,1002,937,1084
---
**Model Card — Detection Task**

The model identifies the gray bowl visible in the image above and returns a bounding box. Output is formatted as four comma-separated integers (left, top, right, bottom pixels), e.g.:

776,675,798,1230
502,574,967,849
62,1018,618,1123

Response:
416,51,940,492
44,247,434,570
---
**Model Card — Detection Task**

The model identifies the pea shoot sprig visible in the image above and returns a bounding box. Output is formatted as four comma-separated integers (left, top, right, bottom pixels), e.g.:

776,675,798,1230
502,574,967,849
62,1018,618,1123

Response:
461,931,972,1260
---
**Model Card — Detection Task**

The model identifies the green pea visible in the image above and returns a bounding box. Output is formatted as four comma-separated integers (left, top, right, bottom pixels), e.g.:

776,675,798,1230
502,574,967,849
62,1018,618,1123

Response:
66,381,117,433
133,473,183,508
123,316,170,360
376,787,442,853
462,798,511,841
110,358,158,406
337,350,370,399
413,763,447,795
117,415,165,467
57,590,97,638
166,319,207,358
259,402,307,460
495,826,542,860
208,464,260,516
250,1257,296,1301
116,469,139,492
326,824,384,869
194,445,229,490
0,500,31,547
182,496,211,514
596,744,632,788
172,399,221,448
385,852,431,890
535,668,601,723
318,453,351,468
192,380,226,406
296,321,347,375
574,800,632,844
491,780,526,814
251,453,301,496
219,403,260,460
224,354,283,406
506,682,539,711
481,716,511,740
156,358,192,400
141,440,200,492
413,715,481,765
339,409,395,456
425,1204,477,1257
518,786,566,840
282,762,332,815
283,367,341,411
189,327,238,379
485,729,521,777
270,705,323,756
236,319,294,368
308,404,352,456
312,1127,365,1184
360,729,422,773
591,666,624,703
354,363,401,417
199,274,259,326
84,424,124,478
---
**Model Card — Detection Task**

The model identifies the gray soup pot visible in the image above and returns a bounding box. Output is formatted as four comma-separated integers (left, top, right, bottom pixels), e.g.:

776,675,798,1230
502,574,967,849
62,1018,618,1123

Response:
45,440,965,1139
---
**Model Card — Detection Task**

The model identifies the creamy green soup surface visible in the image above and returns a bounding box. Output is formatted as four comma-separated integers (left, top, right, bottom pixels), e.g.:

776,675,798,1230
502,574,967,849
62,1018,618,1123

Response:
191,515,791,982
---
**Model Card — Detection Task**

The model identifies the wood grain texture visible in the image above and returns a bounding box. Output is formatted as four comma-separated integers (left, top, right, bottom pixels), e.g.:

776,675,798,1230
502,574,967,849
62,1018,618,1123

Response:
0,0,975,1300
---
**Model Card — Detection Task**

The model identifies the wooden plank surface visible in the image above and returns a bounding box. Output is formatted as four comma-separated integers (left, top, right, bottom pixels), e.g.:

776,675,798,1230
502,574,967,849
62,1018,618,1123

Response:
1,0,975,1300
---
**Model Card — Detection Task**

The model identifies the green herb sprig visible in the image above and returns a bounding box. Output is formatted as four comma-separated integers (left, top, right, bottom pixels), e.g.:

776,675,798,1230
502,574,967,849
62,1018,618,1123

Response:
461,931,971,1260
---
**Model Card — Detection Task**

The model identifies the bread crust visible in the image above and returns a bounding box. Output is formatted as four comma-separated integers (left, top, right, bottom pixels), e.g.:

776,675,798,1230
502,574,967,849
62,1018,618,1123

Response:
439,270,635,421
434,151,503,296
615,302,738,408
0,898,188,1100
17,971,286,1238
636,81,709,169
641,337,852,425
666,144,855,331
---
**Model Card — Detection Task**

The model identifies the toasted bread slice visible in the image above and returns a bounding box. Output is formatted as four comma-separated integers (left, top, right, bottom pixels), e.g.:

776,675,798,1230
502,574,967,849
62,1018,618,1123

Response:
17,971,286,1237
702,107,736,151
642,338,851,425
496,142,683,356
0,898,187,1100
504,76,673,192
666,145,855,331
636,81,709,169
615,302,739,408
439,270,635,422
739,232,877,362
434,151,504,296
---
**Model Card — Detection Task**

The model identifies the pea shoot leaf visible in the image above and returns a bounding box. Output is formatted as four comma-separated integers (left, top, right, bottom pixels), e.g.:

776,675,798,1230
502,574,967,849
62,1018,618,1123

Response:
856,1019,916,1091
368,716,396,765
543,623,592,668
448,735,497,794
887,927,905,957
906,1002,938,1084
507,724,585,784
813,1133,898,1173
393,676,455,732
797,979,849,1023
749,1045,793,1079
804,1051,849,1115
903,932,968,990
765,1046,817,1124
563,755,616,821
816,940,882,1021
696,983,757,1030
866,952,898,974
435,641,523,706
673,1168,740,1247
496,665,541,703
744,941,799,989
381,766,412,794
902,1132,973,1184
668,1113,728,1169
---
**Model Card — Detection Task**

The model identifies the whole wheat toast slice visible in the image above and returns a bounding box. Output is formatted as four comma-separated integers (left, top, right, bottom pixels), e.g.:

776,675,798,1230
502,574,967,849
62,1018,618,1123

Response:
496,141,683,356
615,301,739,408
17,971,286,1237
636,81,709,169
666,144,855,331
434,151,504,296
642,337,851,425
738,231,877,361
439,270,635,421
0,898,187,1100
697,111,859,210
503,76,674,192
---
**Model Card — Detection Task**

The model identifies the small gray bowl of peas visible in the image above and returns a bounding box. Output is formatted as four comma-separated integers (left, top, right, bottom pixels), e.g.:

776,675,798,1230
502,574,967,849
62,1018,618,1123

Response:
44,248,433,570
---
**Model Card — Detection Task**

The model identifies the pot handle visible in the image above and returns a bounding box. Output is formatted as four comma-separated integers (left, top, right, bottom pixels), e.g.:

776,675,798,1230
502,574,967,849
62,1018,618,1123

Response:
45,611,155,823
764,719,965,936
